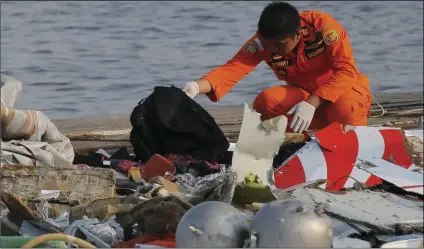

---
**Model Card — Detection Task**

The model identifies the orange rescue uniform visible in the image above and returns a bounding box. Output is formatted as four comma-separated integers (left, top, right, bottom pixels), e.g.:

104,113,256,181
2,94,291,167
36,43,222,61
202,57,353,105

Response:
201,10,372,131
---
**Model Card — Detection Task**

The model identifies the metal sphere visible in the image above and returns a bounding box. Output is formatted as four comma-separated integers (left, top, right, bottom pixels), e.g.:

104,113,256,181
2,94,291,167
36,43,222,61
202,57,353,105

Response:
176,201,250,248
251,199,333,248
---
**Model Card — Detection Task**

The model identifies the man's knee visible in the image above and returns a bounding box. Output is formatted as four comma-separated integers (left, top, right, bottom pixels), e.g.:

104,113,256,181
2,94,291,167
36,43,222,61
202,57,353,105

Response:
253,85,309,120
253,87,278,118
326,90,371,126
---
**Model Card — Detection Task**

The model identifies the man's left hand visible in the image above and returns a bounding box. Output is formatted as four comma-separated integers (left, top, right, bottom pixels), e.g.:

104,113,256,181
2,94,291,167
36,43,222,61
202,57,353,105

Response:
287,101,316,133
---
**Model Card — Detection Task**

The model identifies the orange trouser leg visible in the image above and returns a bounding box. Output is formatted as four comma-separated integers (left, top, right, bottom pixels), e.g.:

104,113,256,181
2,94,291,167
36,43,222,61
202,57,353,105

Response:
253,85,371,131
253,85,328,131
253,85,308,120
322,86,372,126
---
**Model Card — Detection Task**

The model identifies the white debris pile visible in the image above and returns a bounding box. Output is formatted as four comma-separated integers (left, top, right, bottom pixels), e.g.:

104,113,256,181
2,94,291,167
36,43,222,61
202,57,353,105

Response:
1,73,74,168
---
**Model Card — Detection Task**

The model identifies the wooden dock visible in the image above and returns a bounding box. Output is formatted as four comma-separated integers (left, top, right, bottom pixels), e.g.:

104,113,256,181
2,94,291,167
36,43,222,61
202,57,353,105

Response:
52,92,423,154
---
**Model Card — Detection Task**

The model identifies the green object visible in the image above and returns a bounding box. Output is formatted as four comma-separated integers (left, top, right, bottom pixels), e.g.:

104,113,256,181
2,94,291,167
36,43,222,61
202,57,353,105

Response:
232,173,277,205
0,236,67,248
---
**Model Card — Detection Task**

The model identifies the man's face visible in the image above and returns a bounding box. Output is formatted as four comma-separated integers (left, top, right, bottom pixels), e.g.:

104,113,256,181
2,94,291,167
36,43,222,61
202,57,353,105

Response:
266,32,302,56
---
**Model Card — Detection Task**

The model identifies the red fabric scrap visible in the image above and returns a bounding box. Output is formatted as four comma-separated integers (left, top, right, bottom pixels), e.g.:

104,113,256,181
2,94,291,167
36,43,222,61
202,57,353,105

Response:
115,233,176,248
116,153,220,175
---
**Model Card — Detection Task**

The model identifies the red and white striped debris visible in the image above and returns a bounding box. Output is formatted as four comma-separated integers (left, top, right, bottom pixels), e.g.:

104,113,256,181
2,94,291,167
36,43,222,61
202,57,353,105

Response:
273,123,423,194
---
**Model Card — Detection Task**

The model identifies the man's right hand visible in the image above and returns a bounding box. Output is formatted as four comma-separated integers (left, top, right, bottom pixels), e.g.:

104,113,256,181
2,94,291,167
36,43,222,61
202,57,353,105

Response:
182,81,200,99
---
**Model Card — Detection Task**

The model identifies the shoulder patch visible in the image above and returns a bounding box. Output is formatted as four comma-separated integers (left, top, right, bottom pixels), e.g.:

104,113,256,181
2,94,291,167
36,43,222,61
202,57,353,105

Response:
244,42,258,54
321,23,331,33
323,29,339,45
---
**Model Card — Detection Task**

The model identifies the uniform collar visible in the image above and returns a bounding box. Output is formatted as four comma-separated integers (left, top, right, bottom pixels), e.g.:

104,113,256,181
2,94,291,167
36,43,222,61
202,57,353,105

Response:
256,30,305,58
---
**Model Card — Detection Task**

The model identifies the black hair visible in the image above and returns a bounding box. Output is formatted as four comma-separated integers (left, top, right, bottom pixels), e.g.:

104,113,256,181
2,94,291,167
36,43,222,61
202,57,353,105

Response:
258,1,301,40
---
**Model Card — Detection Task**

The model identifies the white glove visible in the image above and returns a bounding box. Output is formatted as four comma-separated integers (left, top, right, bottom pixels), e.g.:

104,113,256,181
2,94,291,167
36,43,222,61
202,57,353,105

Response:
182,81,200,99
287,101,316,133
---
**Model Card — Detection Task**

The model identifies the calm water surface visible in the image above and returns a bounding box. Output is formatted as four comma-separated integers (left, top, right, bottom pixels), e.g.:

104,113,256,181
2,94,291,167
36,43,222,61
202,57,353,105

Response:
1,1,423,118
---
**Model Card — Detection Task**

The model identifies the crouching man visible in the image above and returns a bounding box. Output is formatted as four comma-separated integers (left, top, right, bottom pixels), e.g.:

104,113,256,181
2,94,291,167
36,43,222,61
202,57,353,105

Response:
1,73,75,167
183,2,372,133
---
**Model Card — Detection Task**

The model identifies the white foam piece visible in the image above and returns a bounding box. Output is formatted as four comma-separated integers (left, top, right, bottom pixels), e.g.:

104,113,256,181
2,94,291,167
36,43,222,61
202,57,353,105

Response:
228,143,236,152
231,103,287,186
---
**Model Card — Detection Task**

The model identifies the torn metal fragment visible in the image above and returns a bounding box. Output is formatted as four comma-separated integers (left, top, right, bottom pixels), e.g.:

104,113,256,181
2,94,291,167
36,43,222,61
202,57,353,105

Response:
286,187,423,234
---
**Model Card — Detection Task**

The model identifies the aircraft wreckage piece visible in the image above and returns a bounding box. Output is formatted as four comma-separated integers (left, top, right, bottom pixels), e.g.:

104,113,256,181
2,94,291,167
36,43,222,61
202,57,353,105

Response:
281,187,424,234
274,123,424,193
231,103,287,186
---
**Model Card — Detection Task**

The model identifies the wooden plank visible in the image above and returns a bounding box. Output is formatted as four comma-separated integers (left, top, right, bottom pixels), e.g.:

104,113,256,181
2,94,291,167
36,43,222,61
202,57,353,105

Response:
0,165,115,205
55,92,422,153
71,140,133,153
54,92,423,135
369,92,423,104
62,108,422,140
60,107,423,140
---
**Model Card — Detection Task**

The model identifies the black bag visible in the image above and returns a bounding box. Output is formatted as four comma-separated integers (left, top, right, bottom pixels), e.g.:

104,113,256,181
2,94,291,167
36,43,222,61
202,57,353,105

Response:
129,86,230,163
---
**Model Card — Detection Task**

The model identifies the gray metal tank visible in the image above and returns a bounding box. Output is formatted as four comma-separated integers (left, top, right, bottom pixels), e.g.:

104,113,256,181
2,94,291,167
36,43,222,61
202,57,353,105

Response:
175,201,250,248
251,199,333,248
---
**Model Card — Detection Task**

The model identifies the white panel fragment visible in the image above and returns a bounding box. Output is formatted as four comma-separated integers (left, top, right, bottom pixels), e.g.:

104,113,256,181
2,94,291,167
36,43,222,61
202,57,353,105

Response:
231,103,287,186
296,141,327,182
356,158,424,195
289,188,423,233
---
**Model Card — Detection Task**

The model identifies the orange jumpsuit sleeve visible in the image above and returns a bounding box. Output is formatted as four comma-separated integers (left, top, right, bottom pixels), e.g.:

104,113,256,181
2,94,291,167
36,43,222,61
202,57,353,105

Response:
201,35,264,102
311,12,361,103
